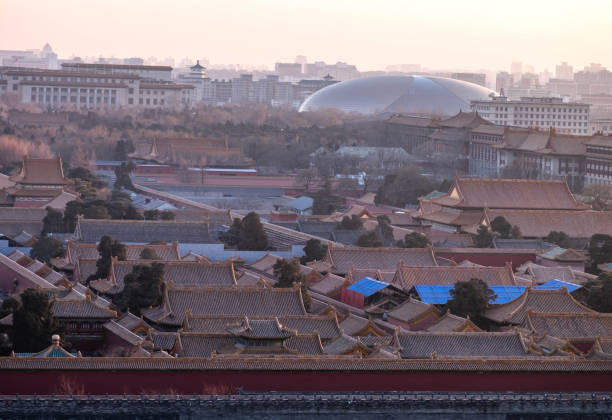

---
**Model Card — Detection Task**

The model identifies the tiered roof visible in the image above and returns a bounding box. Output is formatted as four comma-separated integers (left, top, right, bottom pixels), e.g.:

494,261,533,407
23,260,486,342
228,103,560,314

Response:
391,264,518,291
10,157,68,186
143,285,307,326
484,288,596,325
429,178,588,211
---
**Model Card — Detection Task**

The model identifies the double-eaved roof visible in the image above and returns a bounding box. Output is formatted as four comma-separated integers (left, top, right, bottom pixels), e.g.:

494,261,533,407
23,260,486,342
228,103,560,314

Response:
430,178,588,211
10,156,68,186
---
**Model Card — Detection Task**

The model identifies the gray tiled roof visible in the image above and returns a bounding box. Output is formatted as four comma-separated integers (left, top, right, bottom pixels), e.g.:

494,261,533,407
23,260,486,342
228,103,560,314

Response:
75,218,219,244
484,289,596,325
397,332,533,358
143,285,307,326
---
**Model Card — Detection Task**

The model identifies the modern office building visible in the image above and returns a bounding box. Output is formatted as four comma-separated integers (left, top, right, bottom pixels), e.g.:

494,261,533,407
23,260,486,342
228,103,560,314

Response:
0,68,194,110
470,96,590,135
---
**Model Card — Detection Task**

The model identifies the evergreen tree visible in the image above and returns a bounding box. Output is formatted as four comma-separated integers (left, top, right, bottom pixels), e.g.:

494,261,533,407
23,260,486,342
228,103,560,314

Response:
586,234,612,274
273,258,311,311
491,216,512,238
312,178,341,215
578,274,612,313
88,236,126,281
301,239,328,264
30,237,65,263
357,231,383,248
374,167,434,207
339,215,363,230
398,232,431,248
12,289,61,352
115,263,165,315
237,212,268,250
139,248,159,260
546,231,571,248
42,207,65,235
446,278,496,320
474,226,493,248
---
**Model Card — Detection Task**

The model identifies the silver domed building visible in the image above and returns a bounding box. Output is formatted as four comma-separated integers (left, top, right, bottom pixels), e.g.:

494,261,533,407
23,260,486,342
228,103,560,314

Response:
299,75,495,116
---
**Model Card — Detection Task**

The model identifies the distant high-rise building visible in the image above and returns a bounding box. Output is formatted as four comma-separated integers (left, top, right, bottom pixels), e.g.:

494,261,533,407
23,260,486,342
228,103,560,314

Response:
275,62,302,78
451,73,486,87
555,62,573,80
511,62,523,75
496,72,513,93
294,55,307,65
584,63,605,73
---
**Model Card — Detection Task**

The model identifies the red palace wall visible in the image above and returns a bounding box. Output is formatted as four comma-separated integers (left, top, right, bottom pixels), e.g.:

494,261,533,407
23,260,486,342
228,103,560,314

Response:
1,370,611,395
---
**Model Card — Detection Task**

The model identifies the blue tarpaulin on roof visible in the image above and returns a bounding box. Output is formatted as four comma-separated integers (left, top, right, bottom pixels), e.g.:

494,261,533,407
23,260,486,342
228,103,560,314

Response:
414,285,526,305
347,277,389,297
534,279,581,292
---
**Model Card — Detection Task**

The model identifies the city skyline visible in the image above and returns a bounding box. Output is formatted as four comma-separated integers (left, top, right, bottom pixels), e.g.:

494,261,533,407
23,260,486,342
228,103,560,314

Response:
0,0,611,72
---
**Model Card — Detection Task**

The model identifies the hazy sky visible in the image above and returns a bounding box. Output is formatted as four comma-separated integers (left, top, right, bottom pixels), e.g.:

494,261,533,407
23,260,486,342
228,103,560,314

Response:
1,0,611,72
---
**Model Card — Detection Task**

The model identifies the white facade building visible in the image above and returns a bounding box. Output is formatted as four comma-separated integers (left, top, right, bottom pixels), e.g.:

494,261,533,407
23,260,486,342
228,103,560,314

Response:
0,68,194,110
471,96,590,135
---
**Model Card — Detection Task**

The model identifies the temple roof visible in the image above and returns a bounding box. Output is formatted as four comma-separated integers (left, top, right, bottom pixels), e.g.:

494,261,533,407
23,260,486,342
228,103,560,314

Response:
396,331,538,358
387,298,440,324
90,259,237,294
66,241,182,264
182,313,342,341
425,312,482,333
484,288,596,325
525,312,612,340
143,285,307,326
391,264,517,291
10,157,68,186
227,317,296,339
322,245,438,274
430,178,588,211
483,209,612,238
75,218,219,244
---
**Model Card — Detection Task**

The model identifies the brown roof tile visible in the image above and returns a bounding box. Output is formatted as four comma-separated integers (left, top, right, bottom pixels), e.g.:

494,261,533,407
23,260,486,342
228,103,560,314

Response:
431,178,588,211
397,331,535,358
144,285,307,326
526,312,612,339
387,298,440,323
484,289,596,325
484,209,612,238
392,264,517,291
11,157,67,186
323,245,438,274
